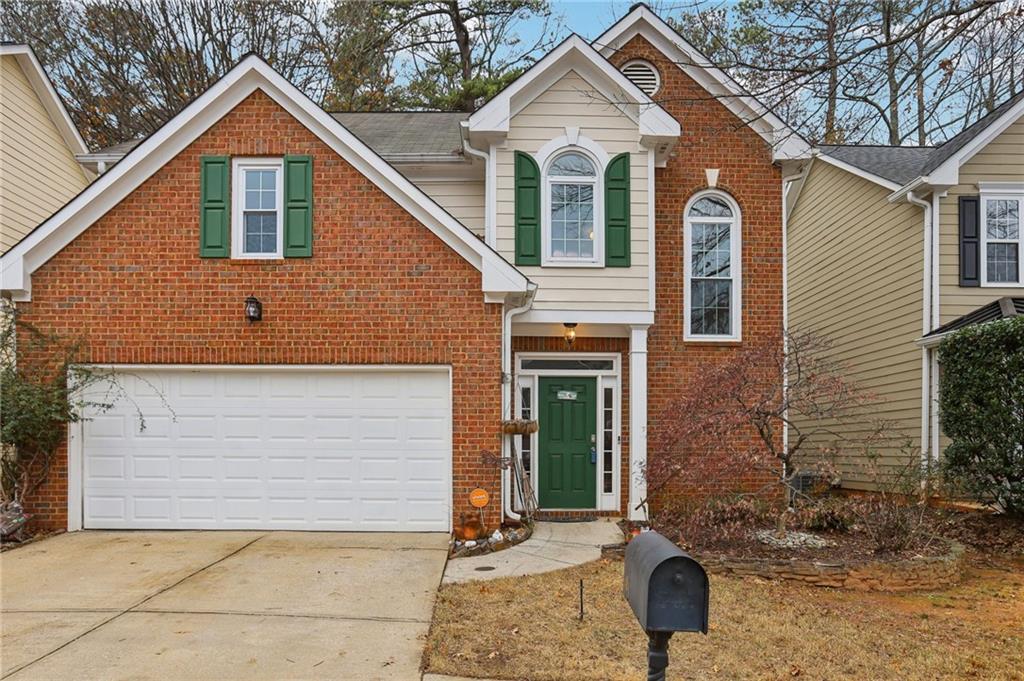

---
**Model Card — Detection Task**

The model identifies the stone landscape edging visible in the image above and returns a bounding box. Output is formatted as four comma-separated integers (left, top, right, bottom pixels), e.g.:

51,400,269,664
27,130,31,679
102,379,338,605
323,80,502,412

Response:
692,539,966,592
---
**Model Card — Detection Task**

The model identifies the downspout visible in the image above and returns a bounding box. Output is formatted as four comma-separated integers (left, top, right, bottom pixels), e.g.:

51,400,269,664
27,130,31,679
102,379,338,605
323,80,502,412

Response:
501,286,537,522
461,137,495,248
780,170,804,491
929,193,942,468
907,191,932,471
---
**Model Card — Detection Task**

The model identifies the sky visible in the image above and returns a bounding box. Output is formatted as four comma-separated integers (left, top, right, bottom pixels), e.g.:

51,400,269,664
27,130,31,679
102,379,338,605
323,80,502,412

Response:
545,0,642,39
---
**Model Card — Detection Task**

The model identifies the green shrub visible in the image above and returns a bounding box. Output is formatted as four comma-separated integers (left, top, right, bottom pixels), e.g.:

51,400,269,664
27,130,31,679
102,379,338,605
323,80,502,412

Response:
938,315,1024,517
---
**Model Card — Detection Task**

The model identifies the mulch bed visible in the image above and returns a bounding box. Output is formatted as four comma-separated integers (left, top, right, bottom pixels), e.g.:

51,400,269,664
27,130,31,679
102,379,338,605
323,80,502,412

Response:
623,508,1022,564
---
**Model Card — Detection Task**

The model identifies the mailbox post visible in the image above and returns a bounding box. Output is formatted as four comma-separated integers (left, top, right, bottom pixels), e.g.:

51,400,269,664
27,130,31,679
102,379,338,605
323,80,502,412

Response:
623,530,709,681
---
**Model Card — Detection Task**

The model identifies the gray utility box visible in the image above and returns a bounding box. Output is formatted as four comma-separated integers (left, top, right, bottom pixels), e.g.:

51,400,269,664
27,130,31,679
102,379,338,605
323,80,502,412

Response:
623,530,709,634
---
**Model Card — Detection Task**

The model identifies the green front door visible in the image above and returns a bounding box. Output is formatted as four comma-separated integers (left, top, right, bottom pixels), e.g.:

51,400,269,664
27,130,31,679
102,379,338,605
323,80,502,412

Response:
538,377,597,509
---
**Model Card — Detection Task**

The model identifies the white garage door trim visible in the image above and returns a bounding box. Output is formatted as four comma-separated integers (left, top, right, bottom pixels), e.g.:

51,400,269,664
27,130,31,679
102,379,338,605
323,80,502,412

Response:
67,364,453,532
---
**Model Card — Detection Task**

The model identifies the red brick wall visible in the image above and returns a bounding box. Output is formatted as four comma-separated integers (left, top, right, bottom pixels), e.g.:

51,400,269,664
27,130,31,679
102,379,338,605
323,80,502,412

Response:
17,90,505,530
511,336,630,517
611,36,784,510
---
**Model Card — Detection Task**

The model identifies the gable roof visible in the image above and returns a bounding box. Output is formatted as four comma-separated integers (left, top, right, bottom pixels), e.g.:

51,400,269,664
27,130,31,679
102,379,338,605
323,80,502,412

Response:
85,112,472,168
466,33,680,147
817,145,934,186
593,3,810,161
920,297,1023,346
919,89,1024,175
0,44,88,156
817,90,1024,193
0,55,529,301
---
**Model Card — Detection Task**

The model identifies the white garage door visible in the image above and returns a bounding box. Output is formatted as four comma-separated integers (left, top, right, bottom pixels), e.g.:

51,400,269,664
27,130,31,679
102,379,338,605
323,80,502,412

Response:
77,367,451,531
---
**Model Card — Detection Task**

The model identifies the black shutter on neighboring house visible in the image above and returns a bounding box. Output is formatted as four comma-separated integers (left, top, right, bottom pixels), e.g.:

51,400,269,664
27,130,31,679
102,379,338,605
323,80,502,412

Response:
959,195,981,287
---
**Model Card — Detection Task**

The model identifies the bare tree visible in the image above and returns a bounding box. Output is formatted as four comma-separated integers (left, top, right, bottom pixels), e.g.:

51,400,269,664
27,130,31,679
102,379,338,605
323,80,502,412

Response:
387,0,562,112
642,329,871,518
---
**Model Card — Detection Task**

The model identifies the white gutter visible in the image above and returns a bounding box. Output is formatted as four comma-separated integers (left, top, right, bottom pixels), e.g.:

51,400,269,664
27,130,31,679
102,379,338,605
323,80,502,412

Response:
906,191,933,469
500,285,537,522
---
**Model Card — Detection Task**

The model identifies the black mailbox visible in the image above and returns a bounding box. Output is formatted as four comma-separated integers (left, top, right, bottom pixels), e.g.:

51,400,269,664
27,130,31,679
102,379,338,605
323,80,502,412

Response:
624,530,709,633
623,530,709,680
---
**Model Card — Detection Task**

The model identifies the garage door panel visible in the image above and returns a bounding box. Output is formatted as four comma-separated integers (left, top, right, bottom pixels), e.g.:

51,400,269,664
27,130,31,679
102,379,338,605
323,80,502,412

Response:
81,368,452,531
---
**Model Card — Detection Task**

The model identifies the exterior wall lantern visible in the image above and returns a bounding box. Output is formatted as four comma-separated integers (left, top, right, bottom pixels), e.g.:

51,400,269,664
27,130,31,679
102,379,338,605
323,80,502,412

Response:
244,296,263,323
563,322,577,348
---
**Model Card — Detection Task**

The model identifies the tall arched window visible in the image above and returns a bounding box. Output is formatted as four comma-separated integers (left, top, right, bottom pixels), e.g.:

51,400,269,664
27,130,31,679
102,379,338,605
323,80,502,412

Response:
545,150,601,264
684,191,741,340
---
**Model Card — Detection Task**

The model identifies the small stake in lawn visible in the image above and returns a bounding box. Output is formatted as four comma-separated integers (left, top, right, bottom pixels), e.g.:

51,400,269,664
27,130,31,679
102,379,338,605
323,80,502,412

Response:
579,579,584,622
623,531,709,681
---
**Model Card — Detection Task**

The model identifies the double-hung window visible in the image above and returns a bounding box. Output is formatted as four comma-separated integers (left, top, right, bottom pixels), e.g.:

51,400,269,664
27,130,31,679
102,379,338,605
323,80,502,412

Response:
232,158,284,259
684,191,741,340
545,151,601,265
981,191,1022,285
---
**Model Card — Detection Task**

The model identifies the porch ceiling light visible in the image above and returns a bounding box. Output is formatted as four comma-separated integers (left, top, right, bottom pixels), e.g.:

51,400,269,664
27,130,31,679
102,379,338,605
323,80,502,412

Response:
244,295,263,323
563,322,577,348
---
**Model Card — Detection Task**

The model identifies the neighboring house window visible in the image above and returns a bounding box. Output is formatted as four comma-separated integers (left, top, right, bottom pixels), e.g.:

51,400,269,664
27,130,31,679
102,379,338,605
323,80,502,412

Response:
232,157,284,259
982,193,1022,285
684,191,742,340
544,150,602,265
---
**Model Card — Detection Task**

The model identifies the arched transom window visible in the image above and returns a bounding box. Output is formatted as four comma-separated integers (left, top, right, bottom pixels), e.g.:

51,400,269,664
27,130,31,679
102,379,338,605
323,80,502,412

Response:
546,151,600,263
684,191,742,340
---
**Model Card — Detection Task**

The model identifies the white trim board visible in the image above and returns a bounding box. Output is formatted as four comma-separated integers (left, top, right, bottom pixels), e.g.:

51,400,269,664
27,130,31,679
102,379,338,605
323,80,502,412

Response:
466,34,679,145
0,55,529,301
593,4,811,161
815,152,900,191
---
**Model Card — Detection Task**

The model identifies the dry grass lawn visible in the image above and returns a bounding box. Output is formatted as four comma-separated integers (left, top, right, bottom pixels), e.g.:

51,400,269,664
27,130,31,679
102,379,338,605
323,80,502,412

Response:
424,558,1024,680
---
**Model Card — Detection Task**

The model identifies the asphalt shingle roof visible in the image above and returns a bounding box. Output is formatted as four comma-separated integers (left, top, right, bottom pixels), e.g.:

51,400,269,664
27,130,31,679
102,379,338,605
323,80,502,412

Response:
331,112,468,158
89,111,469,162
818,145,934,185
924,297,1023,339
819,90,1024,188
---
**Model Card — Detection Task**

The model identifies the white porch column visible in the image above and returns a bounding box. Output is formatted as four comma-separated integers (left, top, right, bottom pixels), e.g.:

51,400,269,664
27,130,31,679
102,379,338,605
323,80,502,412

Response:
628,325,649,521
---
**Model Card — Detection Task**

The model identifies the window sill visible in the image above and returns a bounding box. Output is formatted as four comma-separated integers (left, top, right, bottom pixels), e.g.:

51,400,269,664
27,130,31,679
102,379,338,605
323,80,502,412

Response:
539,259,604,268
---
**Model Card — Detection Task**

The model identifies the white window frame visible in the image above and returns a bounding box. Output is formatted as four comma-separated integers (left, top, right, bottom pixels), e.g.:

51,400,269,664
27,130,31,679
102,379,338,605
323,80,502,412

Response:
514,352,621,512
683,189,742,341
541,147,604,267
979,183,1024,288
232,157,284,259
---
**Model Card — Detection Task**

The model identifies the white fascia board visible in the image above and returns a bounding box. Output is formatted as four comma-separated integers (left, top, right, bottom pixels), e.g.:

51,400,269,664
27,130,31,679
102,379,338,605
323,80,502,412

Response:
0,45,89,156
468,34,679,141
926,96,1024,182
0,56,529,299
816,152,900,191
594,6,810,160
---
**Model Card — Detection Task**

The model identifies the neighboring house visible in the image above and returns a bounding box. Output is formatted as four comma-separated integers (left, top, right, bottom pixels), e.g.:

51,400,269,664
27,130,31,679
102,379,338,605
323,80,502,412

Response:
0,5,810,532
0,43,93,253
788,91,1024,488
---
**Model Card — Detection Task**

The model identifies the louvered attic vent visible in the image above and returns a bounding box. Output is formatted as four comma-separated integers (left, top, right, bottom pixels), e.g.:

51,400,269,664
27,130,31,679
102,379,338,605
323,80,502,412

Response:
621,60,660,96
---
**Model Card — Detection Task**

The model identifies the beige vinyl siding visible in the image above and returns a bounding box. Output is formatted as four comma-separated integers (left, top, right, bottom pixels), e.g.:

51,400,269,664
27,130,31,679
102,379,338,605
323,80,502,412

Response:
788,160,924,489
0,55,89,252
414,179,485,237
495,70,650,311
938,116,1024,323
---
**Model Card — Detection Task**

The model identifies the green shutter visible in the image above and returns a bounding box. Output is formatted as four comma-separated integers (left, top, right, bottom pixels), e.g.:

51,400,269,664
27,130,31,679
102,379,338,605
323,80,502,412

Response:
199,156,229,257
283,155,313,257
604,152,630,267
514,151,541,265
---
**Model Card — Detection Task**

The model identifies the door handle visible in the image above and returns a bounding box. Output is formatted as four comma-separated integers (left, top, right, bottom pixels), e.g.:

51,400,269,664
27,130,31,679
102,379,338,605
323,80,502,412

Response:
590,447,597,464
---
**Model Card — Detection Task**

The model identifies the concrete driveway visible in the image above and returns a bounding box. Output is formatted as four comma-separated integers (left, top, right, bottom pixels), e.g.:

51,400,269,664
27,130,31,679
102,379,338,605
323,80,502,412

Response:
0,531,449,680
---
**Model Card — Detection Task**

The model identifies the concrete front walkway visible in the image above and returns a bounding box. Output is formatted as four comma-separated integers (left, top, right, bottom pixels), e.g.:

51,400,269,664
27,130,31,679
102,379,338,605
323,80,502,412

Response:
0,530,448,680
442,519,623,584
